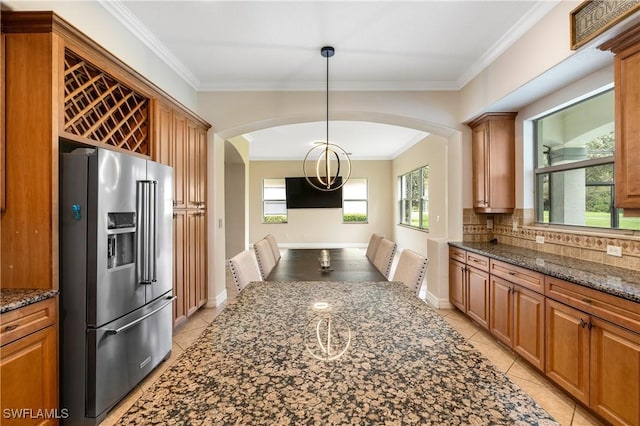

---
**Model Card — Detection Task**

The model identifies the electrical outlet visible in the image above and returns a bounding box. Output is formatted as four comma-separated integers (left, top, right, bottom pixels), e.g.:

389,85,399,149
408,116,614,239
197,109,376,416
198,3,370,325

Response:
607,245,622,257
486,219,493,230
536,235,545,244
512,220,518,232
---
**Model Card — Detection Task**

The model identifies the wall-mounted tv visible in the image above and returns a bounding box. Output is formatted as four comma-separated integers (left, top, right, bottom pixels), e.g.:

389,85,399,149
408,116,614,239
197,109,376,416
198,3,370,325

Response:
285,177,343,209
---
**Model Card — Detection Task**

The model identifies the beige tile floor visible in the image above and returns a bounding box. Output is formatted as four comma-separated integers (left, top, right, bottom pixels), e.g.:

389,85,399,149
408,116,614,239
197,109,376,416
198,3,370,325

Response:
102,273,604,426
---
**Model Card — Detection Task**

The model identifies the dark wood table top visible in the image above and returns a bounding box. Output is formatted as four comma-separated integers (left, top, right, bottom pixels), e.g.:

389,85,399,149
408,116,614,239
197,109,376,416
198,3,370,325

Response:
266,248,387,282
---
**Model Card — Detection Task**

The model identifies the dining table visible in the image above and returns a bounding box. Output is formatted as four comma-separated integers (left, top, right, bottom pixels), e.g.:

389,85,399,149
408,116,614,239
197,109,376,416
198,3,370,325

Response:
267,248,388,282
116,277,557,424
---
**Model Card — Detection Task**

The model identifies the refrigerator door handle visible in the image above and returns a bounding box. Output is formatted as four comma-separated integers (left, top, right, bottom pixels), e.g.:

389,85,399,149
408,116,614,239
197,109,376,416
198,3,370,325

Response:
150,181,157,283
137,181,151,285
104,296,176,335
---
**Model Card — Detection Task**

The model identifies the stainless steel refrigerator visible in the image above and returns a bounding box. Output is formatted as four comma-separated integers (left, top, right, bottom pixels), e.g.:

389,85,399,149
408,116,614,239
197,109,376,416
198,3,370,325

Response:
60,148,174,425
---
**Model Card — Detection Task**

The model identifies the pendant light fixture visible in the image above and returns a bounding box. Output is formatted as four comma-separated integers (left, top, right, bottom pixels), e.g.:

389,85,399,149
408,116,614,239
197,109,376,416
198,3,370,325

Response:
303,46,351,191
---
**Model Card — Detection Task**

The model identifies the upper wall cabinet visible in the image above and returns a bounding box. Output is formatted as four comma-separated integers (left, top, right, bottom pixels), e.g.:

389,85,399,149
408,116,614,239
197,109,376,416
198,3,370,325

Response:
1,11,210,289
600,22,640,212
467,112,517,214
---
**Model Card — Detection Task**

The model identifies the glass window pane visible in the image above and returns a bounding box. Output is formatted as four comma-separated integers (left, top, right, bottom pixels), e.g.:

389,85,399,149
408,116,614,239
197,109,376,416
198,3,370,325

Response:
264,201,287,215
535,90,614,168
410,200,420,227
343,179,367,199
619,210,640,231
421,166,429,200
421,200,429,229
410,170,420,200
540,164,622,229
400,200,411,225
402,175,410,199
264,179,286,200
343,200,367,222
536,174,550,224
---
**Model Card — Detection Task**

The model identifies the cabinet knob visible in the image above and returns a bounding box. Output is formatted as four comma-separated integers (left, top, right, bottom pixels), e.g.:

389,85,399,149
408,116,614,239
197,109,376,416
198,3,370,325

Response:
4,324,18,332
580,318,587,329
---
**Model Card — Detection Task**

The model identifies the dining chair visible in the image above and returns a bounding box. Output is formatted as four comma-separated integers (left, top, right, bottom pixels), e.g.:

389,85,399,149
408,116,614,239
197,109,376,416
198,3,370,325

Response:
391,249,428,296
373,238,397,279
228,250,262,293
253,238,277,279
264,234,281,263
365,233,383,261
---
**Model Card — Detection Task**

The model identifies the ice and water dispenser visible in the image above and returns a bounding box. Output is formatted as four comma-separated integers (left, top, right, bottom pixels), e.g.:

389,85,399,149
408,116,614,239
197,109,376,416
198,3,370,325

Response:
106,212,136,269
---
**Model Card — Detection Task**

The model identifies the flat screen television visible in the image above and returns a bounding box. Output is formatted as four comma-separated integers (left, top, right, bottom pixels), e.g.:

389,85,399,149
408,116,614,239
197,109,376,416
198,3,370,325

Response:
285,177,343,209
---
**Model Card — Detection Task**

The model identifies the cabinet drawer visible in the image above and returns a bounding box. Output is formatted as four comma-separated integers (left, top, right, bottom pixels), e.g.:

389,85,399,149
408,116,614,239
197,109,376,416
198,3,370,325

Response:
466,252,489,272
490,259,544,293
545,276,640,335
0,297,57,347
449,247,466,263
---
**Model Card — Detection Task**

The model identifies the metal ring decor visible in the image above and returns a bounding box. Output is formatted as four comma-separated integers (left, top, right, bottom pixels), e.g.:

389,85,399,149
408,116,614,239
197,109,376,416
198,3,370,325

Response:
303,142,351,191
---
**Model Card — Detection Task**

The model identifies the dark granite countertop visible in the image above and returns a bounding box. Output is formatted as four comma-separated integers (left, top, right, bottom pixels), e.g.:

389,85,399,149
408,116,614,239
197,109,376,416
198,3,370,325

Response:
449,242,640,303
117,281,558,424
0,288,59,314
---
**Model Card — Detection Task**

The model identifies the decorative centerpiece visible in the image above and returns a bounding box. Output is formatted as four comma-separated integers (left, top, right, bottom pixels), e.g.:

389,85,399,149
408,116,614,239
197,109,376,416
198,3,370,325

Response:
319,249,332,271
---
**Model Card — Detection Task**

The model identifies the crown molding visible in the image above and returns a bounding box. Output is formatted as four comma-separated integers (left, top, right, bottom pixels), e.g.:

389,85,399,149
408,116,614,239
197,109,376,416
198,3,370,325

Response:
457,0,560,89
98,0,201,90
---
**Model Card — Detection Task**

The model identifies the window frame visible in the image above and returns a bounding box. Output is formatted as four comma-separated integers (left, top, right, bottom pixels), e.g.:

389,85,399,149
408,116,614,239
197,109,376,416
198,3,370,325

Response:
398,165,429,231
532,88,632,230
342,178,368,224
262,178,287,224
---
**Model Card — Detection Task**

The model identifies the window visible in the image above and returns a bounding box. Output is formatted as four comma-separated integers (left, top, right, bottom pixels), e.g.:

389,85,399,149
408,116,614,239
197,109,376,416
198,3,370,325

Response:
263,179,287,223
399,165,429,230
343,179,368,223
534,89,639,230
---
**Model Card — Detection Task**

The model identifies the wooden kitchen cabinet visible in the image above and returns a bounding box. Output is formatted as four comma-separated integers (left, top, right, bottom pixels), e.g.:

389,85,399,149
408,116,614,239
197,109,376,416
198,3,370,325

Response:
489,260,545,371
590,317,640,426
153,100,209,327
546,298,590,404
173,210,187,326
545,276,640,425
448,248,489,328
600,22,640,212
448,257,466,312
1,297,58,425
467,112,517,213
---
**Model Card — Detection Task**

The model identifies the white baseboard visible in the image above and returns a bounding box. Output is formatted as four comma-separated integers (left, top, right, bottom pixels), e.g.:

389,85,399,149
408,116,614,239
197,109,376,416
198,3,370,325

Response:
206,290,227,308
425,290,454,310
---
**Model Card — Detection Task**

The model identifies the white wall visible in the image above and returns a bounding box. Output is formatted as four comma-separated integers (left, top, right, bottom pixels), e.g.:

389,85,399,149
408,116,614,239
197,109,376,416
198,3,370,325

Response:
248,160,394,246
391,133,453,308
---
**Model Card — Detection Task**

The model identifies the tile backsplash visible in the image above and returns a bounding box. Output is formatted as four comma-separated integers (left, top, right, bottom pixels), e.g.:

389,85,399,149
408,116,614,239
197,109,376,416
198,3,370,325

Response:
462,208,640,271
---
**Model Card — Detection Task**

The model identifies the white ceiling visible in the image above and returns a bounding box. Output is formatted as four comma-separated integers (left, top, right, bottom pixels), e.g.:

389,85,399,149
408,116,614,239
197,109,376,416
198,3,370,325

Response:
102,0,559,159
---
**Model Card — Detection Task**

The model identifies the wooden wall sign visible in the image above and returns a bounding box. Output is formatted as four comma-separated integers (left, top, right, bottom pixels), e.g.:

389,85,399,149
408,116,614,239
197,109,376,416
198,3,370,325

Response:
571,0,640,50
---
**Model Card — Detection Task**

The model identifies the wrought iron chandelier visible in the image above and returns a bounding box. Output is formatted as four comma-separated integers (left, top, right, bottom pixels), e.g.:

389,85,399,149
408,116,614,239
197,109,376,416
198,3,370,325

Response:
303,46,351,191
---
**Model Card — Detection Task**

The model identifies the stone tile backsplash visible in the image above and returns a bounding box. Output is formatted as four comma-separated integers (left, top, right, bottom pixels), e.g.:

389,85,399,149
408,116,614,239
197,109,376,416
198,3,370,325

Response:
462,208,640,271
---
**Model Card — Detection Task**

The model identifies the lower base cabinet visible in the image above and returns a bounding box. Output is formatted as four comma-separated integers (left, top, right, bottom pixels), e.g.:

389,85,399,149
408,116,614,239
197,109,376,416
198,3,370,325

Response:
173,210,207,327
546,298,640,425
450,247,640,425
590,317,640,426
490,276,545,371
1,298,58,425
